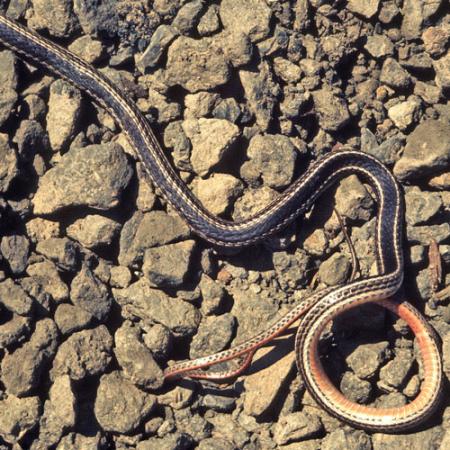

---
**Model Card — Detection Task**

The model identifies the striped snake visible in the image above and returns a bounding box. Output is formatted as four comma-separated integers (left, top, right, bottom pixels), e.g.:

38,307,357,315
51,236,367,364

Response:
0,13,443,432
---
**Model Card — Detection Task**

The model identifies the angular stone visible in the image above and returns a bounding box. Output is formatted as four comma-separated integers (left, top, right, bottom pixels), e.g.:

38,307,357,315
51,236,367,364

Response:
380,58,412,89
143,323,172,359
13,119,49,162
95,371,156,434
405,186,442,225
26,260,69,303
54,303,92,335
273,412,323,445
197,4,220,36
319,253,351,286
137,23,177,69
28,0,77,38
25,218,60,243
33,143,133,214
364,35,394,58
0,314,30,349
340,371,372,404
378,349,414,391
199,274,227,316
73,0,118,37
0,50,18,128
335,175,374,222
347,0,380,18
322,429,372,450
0,278,34,316
345,341,389,379
0,234,29,274
434,53,450,91
137,433,194,450
372,426,443,450
273,57,302,83
388,97,421,130
172,0,204,34
233,186,279,220
401,0,442,40
36,237,78,271
0,133,18,193
51,326,113,380
312,87,350,131
68,35,104,64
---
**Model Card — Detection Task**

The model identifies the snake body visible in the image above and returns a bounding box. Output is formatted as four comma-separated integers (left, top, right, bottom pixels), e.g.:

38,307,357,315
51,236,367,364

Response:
0,13,443,431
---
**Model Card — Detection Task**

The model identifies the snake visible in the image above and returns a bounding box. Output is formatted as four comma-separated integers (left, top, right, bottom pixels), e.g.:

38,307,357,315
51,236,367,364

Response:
0,12,443,432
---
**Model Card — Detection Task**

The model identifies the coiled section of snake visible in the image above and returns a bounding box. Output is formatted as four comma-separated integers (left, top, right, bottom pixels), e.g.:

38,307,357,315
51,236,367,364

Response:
0,12,443,432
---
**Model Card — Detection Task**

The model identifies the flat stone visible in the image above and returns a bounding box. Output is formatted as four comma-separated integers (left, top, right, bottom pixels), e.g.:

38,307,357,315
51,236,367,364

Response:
434,53,450,91
0,234,29,274
319,253,351,286
197,4,220,36
0,133,18,193
36,237,78,271
401,0,442,40
322,429,372,450
184,92,219,119
68,35,104,64
165,36,230,92
345,341,389,379
388,97,421,130
414,81,442,105
26,260,69,303
54,303,92,335
380,58,412,89
273,57,302,83
241,134,297,189
220,0,272,43
422,26,448,57
113,278,200,337
312,87,350,131
66,214,121,249
0,278,34,316
372,426,443,450
33,143,133,214
118,210,190,267
273,412,323,445
0,50,18,128
142,240,196,288
183,118,240,176
195,174,244,215
0,314,30,349
405,186,442,225
347,0,380,18
25,218,60,243
364,35,394,58
1,319,58,396
172,0,204,34
28,0,77,38
189,313,236,359
51,326,113,380
95,371,156,434
393,120,450,181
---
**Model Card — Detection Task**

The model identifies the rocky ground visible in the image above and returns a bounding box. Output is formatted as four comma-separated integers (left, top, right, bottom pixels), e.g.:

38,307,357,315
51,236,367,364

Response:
0,0,449,449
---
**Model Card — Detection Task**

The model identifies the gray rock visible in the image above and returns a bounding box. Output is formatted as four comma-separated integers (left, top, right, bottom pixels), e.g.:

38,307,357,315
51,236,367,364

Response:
405,186,442,225
0,234,29,274
183,118,240,176
393,120,450,181
364,34,394,58
184,92,219,119
233,187,278,221
51,325,113,380
25,218,60,243
119,210,189,267
142,240,196,288
165,36,230,92
190,313,236,359
388,97,421,130
380,58,412,89
95,371,155,434
407,223,450,245
378,349,414,391
0,133,18,193
241,134,297,189
443,331,450,382
414,80,442,105
401,0,442,40
36,237,78,271
26,260,69,303
0,314,30,349
372,426,443,450
140,88,182,124
345,341,389,379
200,394,236,413
374,392,407,408
137,433,194,450
195,174,244,215
335,175,374,222
340,371,372,404
312,87,350,131
114,321,164,389
37,376,76,448
273,412,322,445
1,319,58,396
143,323,172,359
0,395,40,444
347,0,380,18
73,0,118,37
322,429,372,450
197,438,234,450
13,119,49,162
212,97,241,123
303,228,328,256
379,1,400,24
197,4,220,36
240,62,280,131
273,249,312,290
29,0,77,38
23,93,47,121
273,57,302,83
113,278,200,337
219,30,253,68
33,143,133,214
54,303,92,335
66,214,121,249
0,278,34,316
68,35,104,64
71,264,112,322
46,80,82,152
0,50,18,128
319,253,351,286
172,0,204,34
109,265,132,288
220,0,271,43
422,26,448,58
199,273,226,315
434,52,450,91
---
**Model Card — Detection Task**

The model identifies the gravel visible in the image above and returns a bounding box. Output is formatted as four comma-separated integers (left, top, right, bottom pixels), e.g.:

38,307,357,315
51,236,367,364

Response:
0,1,449,448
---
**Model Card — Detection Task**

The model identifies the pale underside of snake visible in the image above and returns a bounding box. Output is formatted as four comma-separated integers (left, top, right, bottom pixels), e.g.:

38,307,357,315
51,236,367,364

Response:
0,12,443,432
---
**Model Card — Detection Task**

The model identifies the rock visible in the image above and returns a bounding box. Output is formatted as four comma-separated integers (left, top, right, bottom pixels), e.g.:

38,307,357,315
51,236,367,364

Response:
68,35,104,64
273,57,302,83
407,223,450,245
0,50,18,128
335,175,374,222
345,341,389,379
0,278,34,316
184,92,219,119
212,98,241,123
273,412,323,445
240,62,280,131
26,218,60,243
95,371,156,434
414,81,442,105
372,426,443,449
364,34,394,58
143,323,172,359
197,438,234,450
380,58,412,90
1,319,58,396
347,0,380,18
183,118,240,176
109,265,132,288
405,186,442,225
172,0,204,34
137,433,194,450
113,278,200,337
312,87,350,131
29,0,77,38
220,0,272,43
319,253,351,286
443,332,450,382
0,133,18,193
114,321,164,389
142,240,196,288
26,260,69,303
393,120,450,181
54,303,92,335
118,210,190,267
73,0,118,37
37,376,76,447
379,1,400,24
56,433,103,450
240,134,297,190
195,174,244,215
273,249,312,290
33,143,132,214
70,264,112,322
322,429,372,450
219,30,253,68
190,313,236,359
434,53,450,91
165,36,230,92
303,229,328,256
199,274,227,315
401,0,442,40
378,349,414,391
66,215,121,249
197,4,220,36
422,26,448,57
141,88,182,124
36,237,78,271
0,314,30,349
340,371,372,404
13,119,49,162
46,80,82,151
51,326,113,380
200,394,236,413
0,395,40,444
388,97,421,130
0,234,29,274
